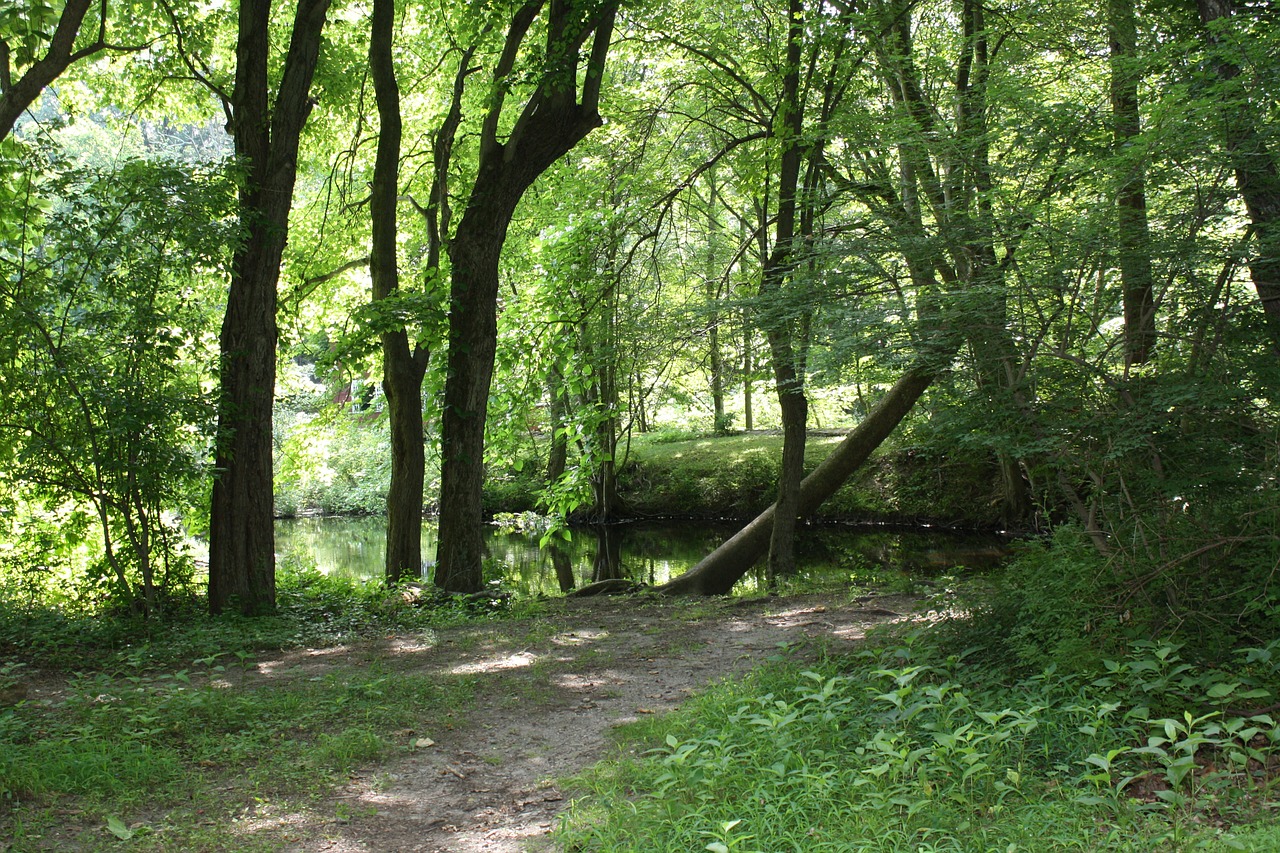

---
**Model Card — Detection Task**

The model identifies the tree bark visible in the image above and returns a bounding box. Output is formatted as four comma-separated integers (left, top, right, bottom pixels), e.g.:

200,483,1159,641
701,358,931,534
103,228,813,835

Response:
658,365,934,595
208,0,330,616
434,1,618,593
703,172,727,430
0,0,94,139
370,0,429,585
758,0,808,583
1195,0,1280,349
546,368,569,485
1110,0,1157,367
742,322,754,431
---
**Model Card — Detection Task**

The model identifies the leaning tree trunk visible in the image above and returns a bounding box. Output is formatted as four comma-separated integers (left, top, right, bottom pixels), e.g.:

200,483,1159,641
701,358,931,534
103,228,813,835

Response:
658,366,934,595
208,0,330,616
433,1,618,593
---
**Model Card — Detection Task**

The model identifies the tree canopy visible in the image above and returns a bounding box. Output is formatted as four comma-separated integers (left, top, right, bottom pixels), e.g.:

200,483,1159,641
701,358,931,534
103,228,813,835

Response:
0,0,1275,640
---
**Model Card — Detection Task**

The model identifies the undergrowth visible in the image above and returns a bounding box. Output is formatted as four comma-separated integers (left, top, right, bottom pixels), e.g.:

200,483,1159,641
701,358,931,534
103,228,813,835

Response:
558,628,1280,852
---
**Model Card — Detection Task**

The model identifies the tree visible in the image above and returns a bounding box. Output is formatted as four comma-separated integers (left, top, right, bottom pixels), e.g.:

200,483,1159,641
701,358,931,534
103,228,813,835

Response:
369,0,429,585
208,0,330,615
0,0,156,139
0,158,232,613
757,0,809,582
1109,0,1157,367
659,366,935,594
660,0,1080,592
433,0,618,593
1192,0,1280,350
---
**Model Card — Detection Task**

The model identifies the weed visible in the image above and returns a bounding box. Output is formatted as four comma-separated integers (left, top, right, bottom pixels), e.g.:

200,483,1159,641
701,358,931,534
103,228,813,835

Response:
558,629,1280,852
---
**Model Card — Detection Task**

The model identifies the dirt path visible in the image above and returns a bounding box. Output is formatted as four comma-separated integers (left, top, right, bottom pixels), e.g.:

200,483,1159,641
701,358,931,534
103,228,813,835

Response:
271,591,915,853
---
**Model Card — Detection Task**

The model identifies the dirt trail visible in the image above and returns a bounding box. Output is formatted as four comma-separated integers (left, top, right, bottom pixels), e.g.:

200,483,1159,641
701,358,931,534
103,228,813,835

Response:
272,592,915,853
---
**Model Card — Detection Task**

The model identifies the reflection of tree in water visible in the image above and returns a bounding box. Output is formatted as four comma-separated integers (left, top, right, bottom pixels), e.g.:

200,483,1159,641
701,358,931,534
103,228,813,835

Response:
549,544,575,593
812,528,1008,574
274,518,1009,590
591,525,624,582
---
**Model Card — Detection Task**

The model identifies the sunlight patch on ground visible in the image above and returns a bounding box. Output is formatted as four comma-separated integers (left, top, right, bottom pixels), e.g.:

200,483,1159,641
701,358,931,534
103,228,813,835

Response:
910,606,968,624
764,606,833,628
387,635,436,654
255,645,349,676
551,629,609,646
451,651,537,675
553,672,621,692
832,624,870,641
232,805,346,849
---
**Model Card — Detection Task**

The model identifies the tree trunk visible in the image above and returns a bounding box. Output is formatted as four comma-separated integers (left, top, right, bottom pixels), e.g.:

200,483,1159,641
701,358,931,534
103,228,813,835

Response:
546,369,569,484
370,0,428,585
383,340,427,583
433,0,618,592
435,223,506,593
1110,0,1157,367
762,0,809,583
1195,0,1280,349
769,380,807,582
208,0,330,616
742,324,754,431
0,0,94,139
658,366,934,595
704,172,727,430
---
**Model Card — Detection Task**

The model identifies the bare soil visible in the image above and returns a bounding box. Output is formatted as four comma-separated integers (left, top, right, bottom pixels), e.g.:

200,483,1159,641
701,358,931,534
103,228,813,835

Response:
268,591,916,853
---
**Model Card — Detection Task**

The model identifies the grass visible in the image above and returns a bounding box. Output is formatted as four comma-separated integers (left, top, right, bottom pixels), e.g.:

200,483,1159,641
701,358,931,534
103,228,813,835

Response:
1,660,475,849
486,426,1006,526
556,626,1280,852
608,430,1003,526
0,564,537,851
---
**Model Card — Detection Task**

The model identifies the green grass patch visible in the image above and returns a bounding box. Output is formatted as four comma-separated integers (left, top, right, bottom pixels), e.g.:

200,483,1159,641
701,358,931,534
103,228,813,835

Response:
0,563,499,851
613,431,1000,525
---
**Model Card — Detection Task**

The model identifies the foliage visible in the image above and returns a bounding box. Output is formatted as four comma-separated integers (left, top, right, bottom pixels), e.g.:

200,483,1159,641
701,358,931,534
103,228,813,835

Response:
559,628,1280,852
935,527,1124,675
0,153,234,615
274,389,400,516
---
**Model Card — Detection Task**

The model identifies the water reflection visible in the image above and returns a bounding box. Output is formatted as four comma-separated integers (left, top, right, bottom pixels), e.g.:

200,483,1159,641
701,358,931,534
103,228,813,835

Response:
275,517,1009,595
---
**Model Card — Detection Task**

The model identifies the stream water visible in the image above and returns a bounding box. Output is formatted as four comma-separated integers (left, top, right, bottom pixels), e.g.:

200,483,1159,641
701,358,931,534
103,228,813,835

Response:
275,517,1010,596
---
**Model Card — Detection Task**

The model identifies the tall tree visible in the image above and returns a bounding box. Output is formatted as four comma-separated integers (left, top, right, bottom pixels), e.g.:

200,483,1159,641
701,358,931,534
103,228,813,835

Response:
1193,0,1280,350
759,0,808,581
208,0,330,615
369,0,429,585
434,0,618,594
1110,0,1156,367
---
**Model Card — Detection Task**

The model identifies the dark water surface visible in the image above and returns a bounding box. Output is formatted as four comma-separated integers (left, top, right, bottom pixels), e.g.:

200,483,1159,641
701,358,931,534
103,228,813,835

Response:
275,517,1009,596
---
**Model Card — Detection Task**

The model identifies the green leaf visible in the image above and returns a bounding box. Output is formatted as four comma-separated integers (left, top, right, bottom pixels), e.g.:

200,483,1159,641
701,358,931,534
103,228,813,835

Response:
106,816,134,840
1206,681,1241,699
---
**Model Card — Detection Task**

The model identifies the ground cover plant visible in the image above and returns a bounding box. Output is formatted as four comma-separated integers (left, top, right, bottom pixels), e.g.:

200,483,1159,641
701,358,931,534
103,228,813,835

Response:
558,608,1280,852
0,563,508,851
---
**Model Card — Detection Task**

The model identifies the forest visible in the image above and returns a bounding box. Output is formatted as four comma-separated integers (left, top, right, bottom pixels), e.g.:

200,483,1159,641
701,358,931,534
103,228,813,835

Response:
1,0,1279,849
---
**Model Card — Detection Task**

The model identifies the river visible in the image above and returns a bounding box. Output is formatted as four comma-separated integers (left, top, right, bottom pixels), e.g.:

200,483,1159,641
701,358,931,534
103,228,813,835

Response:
275,517,1009,596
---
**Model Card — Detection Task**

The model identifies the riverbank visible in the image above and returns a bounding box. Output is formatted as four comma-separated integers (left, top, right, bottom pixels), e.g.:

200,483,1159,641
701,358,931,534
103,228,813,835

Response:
485,430,1008,529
